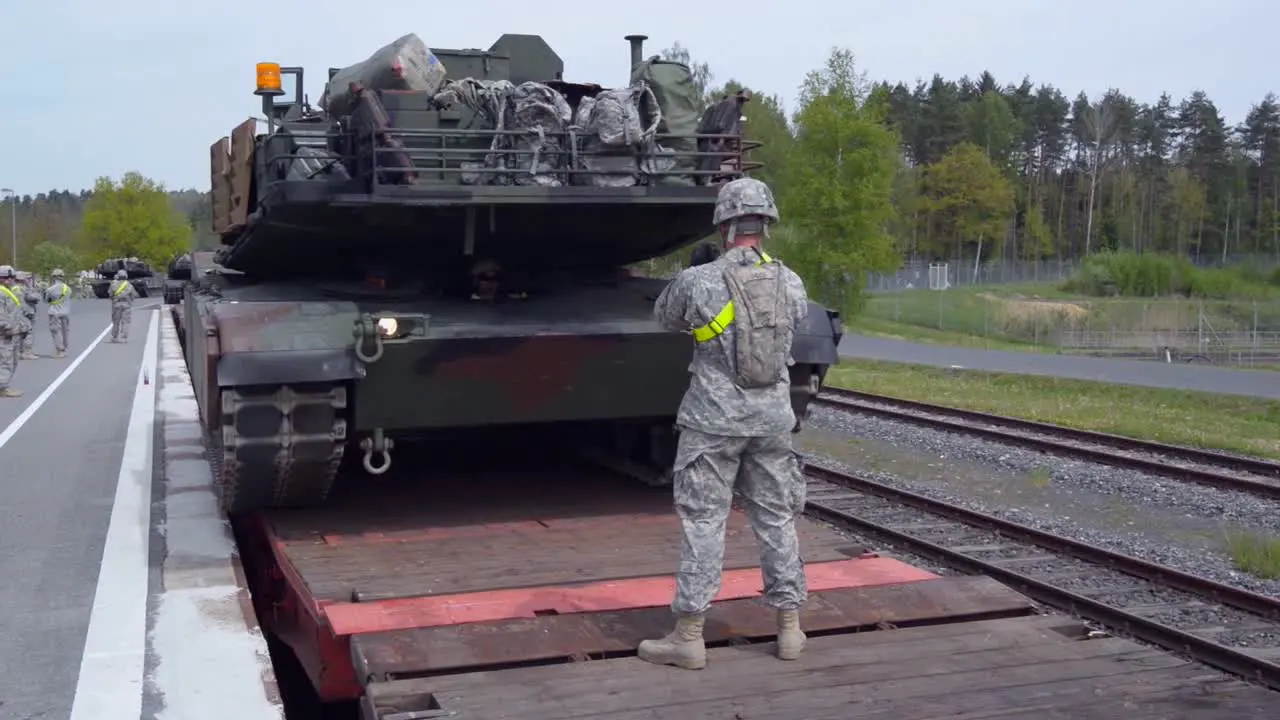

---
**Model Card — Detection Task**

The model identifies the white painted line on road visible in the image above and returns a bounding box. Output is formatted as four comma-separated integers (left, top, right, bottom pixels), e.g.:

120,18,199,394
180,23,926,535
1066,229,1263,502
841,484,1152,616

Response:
0,322,112,451
68,308,159,720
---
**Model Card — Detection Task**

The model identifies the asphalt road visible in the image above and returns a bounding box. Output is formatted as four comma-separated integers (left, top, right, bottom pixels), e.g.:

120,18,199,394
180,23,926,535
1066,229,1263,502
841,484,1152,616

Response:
0,297,161,720
838,333,1280,399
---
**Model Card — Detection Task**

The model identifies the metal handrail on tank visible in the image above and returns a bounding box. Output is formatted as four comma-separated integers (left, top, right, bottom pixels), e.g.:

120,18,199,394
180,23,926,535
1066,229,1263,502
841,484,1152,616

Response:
363,129,750,185
256,125,756,195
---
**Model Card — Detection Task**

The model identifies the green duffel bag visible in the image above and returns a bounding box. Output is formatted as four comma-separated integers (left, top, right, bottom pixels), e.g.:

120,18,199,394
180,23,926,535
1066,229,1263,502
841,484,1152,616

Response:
630,56,702,184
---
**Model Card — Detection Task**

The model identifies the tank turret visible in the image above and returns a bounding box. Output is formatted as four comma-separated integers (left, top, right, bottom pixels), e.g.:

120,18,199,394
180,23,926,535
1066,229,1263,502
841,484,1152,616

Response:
208,33,758,279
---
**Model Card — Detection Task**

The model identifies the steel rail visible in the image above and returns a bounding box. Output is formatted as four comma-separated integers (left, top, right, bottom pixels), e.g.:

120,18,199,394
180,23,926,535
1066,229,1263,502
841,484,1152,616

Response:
802,462,1280,692
813,388,1280,500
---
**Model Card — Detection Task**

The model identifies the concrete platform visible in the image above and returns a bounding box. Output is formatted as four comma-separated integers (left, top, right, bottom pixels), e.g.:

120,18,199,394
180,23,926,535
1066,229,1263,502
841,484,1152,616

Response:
141,309,283,718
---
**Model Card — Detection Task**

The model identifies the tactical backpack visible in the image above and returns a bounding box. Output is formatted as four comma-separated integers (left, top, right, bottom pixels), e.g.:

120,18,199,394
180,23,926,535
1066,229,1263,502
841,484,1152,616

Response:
692,252,792,389
503,82,573,186
571,85,661,186
582,85,660,148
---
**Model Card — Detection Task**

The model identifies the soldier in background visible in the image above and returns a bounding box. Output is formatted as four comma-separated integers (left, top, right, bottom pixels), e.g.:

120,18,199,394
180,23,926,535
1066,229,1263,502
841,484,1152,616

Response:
640,177,811,670
108,269,137,343
17,271,39,360
44,268,72,358
0,265,25,397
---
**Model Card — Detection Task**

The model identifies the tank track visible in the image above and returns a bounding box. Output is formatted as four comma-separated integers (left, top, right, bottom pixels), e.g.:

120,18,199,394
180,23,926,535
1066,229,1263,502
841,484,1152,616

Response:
214,383,349,515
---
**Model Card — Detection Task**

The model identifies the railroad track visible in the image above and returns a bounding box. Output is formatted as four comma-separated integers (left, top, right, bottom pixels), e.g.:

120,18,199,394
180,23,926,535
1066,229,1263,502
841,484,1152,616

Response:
813,387,1280,500
801,462,1280,692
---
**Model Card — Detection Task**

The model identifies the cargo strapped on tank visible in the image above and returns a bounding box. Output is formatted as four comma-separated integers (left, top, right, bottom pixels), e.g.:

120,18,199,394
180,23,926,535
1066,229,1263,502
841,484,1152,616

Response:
242,83,758,200
690,250,773,342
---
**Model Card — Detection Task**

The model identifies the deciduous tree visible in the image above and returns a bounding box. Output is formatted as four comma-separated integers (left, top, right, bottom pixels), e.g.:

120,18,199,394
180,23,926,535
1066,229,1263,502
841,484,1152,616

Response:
776,47,900,311
922,142,1015,280
29,242,81,278
78,172,192,266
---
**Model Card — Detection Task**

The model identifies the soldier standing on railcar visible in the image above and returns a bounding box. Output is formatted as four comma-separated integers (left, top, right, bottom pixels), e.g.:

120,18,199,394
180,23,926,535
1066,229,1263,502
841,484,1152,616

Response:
641,178,811,670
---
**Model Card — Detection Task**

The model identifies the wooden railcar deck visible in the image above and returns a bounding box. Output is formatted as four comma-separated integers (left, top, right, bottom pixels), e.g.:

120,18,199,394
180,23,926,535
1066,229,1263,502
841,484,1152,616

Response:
365,614,1278,719
267,466,869,604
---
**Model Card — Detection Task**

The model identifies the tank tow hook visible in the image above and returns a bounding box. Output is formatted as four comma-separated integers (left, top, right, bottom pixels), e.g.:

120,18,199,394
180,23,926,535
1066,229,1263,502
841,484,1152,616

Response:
353,314,385,364
360,429,394,475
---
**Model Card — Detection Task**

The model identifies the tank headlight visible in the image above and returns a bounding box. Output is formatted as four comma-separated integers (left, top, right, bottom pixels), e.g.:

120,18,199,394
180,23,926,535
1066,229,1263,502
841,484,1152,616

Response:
376,317,398,337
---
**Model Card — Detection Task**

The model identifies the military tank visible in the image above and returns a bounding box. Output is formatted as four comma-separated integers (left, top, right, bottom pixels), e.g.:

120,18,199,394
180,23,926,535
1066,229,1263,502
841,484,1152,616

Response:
185,32,844,515
91,257,155,298
163,253,193,305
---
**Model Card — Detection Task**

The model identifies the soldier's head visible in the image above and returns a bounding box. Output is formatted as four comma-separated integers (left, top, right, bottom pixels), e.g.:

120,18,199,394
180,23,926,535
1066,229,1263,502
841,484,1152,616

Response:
51,268,64,279
115,269,127,280
0,265,13,285
712,178,778,250
470,259,501,300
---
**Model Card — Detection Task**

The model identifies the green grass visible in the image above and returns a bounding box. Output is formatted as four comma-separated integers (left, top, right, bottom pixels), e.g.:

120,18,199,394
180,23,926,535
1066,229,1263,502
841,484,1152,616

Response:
848,314,1052,352
1223,530,1280,579
825,359,1280,460
854,281,1280,361
1026,467,1053,488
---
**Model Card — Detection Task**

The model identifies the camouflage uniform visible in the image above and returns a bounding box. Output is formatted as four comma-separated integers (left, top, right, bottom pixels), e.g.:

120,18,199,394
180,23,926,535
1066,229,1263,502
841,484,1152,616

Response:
0,265,25,397
44,268,72,357
639,178,810,670
18,273,39,359
108,270,136,343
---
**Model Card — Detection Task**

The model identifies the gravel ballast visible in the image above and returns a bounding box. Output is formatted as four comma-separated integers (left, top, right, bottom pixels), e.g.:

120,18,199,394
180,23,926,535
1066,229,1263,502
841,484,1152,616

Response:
797,405,1280,598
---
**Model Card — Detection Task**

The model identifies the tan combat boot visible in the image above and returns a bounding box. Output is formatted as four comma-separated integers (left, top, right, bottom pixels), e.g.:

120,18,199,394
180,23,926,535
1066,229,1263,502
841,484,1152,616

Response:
776,609,806,660
54,351,65,359
0,388,23,398
637,613,706,670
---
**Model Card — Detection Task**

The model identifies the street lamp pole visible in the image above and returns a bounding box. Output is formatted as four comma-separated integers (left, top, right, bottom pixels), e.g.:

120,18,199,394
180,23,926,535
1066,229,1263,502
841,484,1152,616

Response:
0,189,13,266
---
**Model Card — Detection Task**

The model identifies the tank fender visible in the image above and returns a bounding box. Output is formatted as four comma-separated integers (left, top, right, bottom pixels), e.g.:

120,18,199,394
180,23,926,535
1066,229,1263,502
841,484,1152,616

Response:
791,300,842,366
208,300,365,387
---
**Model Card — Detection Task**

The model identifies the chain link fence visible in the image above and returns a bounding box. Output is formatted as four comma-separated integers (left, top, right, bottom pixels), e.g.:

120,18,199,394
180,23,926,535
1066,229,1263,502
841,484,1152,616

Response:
863,286,1280,367
867,259,1079,292
867,254,1280,293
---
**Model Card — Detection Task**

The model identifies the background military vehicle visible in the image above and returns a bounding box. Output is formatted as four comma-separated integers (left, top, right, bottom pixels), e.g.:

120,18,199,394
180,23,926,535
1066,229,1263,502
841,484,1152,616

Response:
163,252,193,304
90,257,155,298
184,32,844,515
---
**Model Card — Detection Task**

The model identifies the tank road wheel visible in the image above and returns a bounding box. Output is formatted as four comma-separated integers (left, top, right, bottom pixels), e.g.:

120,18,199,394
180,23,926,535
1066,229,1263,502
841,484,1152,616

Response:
215,383,349,515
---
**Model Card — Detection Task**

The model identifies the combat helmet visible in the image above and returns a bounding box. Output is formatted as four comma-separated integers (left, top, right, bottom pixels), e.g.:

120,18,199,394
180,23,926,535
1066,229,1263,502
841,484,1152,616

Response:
51,268,64,278
115,269,127,279
713,178,779,226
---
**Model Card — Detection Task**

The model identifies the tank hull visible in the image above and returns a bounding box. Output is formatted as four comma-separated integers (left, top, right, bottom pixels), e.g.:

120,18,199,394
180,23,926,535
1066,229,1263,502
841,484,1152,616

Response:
355,330,689,431
179,274,843,515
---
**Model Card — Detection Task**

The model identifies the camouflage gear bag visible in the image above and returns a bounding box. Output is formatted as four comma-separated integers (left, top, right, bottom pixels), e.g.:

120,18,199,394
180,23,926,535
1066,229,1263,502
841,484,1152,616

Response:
505,81,573,186
580,85,660,149
571,85,662,187
720,254,790,388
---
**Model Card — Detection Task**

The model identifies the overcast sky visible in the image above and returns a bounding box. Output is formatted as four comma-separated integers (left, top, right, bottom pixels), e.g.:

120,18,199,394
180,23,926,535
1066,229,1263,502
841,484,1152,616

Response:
0,0,1269,194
